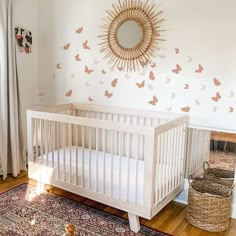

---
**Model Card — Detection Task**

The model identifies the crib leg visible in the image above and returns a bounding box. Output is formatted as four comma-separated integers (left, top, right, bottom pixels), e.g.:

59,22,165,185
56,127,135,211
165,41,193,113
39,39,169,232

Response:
36,182,45,194
128,213,140,233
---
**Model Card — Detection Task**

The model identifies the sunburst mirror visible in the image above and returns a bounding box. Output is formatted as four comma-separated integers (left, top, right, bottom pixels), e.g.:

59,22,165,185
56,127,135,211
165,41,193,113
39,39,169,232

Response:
99,0,165,72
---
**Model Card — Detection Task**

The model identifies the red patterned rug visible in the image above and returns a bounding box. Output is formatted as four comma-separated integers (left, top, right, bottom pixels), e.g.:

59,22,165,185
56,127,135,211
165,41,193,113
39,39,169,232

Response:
0,184,171,236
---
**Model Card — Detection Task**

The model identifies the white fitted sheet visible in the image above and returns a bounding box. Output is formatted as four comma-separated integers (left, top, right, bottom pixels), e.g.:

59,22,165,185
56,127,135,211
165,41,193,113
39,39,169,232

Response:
38,146,144,204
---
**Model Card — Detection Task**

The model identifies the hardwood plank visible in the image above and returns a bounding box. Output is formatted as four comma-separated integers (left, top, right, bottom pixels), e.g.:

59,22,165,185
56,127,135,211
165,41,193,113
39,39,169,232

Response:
0,171,235,236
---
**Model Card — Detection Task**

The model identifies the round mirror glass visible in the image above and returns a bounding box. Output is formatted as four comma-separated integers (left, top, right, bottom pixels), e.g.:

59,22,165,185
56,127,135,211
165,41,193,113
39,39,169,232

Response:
116,20,143,49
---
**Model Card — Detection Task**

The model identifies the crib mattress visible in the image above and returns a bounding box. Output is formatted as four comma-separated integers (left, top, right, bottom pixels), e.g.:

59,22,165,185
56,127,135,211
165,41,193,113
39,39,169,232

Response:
38,146,144,204
38,146,179,205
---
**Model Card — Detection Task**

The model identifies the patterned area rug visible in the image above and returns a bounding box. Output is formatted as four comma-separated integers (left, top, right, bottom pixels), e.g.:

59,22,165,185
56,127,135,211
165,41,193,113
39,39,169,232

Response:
0,184,170,236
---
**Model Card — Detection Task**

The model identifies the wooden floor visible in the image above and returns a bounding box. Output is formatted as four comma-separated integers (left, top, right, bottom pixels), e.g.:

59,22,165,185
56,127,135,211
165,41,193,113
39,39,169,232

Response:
1,172,236,236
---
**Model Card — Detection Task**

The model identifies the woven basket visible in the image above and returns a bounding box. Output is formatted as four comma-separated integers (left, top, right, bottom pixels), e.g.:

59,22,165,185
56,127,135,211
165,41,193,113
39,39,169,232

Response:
187,178,233,232
203,161,234,186
194,174,233,188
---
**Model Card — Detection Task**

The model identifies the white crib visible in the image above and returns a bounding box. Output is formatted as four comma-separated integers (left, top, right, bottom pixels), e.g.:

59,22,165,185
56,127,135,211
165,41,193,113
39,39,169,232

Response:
27,103,189,232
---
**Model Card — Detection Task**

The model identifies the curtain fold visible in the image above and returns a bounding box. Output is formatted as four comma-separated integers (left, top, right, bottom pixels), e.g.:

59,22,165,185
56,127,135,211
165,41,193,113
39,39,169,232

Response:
0,0,26,180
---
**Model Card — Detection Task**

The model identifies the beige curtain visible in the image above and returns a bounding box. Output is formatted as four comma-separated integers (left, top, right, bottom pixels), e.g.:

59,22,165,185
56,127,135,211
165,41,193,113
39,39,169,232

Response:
0,0,26,180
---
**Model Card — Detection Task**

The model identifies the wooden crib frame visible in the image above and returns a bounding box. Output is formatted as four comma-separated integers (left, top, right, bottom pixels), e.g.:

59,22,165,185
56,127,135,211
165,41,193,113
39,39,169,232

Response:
27,103,189,232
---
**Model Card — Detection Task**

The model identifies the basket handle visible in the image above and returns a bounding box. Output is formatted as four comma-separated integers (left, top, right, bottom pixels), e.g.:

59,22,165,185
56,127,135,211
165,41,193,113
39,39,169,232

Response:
203,161,210,173
188,175,194,185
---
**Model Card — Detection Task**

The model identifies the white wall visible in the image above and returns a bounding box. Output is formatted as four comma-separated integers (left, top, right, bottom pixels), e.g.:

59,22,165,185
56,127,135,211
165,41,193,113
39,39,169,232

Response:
15,0,38,144
36,0,236,132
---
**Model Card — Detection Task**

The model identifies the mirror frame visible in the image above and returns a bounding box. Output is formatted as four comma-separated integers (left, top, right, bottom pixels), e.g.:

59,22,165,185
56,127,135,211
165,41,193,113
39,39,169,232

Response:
99,0,164,72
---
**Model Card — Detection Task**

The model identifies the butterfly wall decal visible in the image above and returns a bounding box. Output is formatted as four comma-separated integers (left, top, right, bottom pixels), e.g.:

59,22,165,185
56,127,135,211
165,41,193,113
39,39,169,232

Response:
104,90,113,98
148,96,158,106
172,64,182,74
84,66,94,74
136,80,145,88
211,92,221,102
195,64,203,73
83,40,90,50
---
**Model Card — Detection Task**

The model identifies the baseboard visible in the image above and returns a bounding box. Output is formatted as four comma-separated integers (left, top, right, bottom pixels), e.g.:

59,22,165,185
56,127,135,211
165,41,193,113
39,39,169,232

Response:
174,178,236,219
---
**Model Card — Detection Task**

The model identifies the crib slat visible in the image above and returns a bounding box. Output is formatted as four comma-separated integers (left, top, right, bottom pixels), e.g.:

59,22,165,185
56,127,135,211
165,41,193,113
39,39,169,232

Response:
52,121,55,170
166,129,171,194
126,133,131,202
88,127,92,190
63,123,66,181
135,134,140,205
57,122,60,179
171,128,176,189
75,125,79,185
110,130,114,197
102,128,106,194
40,119,43,162
177,125,182,185
69,122,72,184
161,133,166,199
179,124,186,184
158,133,163,201
95,128,99,192
155,136,161,203
118,131,122,200
35,119,39,162
45,120,49,166
81,126,85,187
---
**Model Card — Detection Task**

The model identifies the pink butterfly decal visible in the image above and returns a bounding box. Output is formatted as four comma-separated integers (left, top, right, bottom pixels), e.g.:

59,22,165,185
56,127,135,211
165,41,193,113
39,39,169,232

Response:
175,48,179,54
172,64,182,74
111,79,118,87
148,84,153,90
158,54,166,59
181,106,191,113
99,80,105,85
187,56,192,63
211,92,221,102
75,54,81,61
171,93,176,99
88,97,93,102
229,91,234,98
148,96,158,106
165,77,171,84
151,63,156,68
149,71,155,80
104,90,113,98
195,64,203,73
76,27,83,34
200,84,206,91
212,106,217,112
83,40,90,50
66,90,72,97
84,65,94,74
136,80,145,88
125,73,131,79
117,66,123,72
56,63,61,69
63,43,70,50
213,78,221,86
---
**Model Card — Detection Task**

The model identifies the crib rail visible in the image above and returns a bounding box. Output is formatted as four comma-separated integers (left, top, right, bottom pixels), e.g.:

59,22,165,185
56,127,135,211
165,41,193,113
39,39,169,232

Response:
185,128,211,177
151,115,188,214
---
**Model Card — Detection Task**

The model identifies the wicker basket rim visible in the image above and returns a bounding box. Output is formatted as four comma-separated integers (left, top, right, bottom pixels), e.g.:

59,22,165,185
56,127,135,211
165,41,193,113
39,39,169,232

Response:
189,185,232,198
